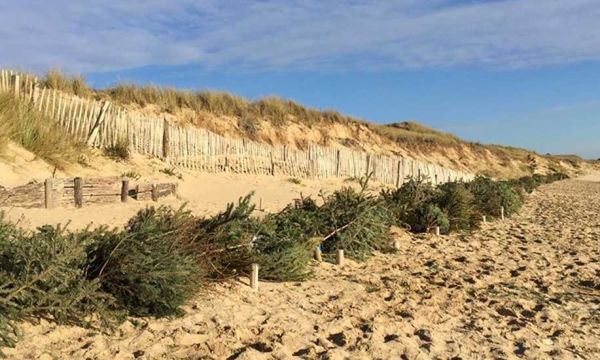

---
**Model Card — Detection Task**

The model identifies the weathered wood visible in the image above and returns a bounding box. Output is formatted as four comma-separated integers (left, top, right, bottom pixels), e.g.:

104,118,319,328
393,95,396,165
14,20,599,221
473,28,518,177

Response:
86,101,111,146
151,184,159,201
162,118,170,161
121,180,129,202
335,149,341,177
74,177,83,208
435,226,440,236
12,74,19,97
500,206,505,220
250,263,259,291
270,152,275,176
336,249,344,266
396,160,402,188
482,215,487,224
314,246,322,262
44,178,53,209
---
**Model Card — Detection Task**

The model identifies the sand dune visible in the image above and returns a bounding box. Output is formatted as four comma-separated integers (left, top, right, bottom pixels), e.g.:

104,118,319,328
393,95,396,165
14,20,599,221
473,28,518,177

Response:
3,177,599,359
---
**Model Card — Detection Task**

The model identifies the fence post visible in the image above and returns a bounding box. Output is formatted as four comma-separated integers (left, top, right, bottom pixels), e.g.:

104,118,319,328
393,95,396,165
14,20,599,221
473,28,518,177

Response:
270,151,275,176
121,180,129,203
396,160,402,188
250,263,259,291
314,246,322,262
12,74,19,97
44,178,53,209
336,249,345,266
162,118,170,162
32,81,40,106
500,206,505,220
151,184,158,201
74,177,83,208
335,149,341,177
435,226,440,236
365,155,371,176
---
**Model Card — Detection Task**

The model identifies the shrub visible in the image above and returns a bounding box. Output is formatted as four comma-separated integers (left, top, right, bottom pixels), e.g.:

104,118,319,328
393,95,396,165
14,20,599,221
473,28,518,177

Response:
405,203,450,234
86,207,201,317
0,219,117,351
436,182,479,231
468,176,523,218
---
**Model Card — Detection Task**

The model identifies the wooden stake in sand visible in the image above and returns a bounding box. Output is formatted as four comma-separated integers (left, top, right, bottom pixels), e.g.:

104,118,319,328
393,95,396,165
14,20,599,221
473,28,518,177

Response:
121,180,129,203
500,206,505,220
151,184,158,202
435,226,441,236
44,178,53,209
336,249,345,266
74,177,83,208
482,215,487,224
250,263,259,291
314,246,323,262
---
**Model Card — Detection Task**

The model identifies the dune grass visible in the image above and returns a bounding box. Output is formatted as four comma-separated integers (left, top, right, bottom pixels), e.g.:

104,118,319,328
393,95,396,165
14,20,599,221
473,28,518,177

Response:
0,93,83,169
37,70,566,164
373,121,463,147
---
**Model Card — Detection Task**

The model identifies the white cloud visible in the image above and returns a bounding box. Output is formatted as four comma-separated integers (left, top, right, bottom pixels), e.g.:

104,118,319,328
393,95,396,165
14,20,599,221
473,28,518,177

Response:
1,0,600,73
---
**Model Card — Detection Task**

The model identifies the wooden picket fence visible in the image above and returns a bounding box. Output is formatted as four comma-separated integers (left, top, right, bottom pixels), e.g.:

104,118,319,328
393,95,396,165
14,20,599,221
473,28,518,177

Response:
0,70,475,186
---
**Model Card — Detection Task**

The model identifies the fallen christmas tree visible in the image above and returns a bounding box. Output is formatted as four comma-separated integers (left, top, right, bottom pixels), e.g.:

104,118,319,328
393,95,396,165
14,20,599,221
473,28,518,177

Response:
0,171,569,352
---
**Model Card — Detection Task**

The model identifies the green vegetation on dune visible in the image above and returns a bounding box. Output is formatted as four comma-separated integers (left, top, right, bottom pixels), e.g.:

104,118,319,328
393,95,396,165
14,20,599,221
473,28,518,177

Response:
374,121,463,147
35,70,554,159
0,93,83,168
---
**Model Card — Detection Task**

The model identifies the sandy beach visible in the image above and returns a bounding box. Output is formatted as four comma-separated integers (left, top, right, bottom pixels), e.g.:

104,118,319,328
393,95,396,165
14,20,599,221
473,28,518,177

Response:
2,174,598,359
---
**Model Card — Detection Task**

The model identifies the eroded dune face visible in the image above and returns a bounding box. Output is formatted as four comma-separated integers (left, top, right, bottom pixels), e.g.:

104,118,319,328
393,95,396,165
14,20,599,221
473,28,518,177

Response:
4,178,600,360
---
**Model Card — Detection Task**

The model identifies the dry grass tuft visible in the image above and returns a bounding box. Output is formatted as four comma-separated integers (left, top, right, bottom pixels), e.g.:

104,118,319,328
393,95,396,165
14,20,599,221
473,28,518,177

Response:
41,70,92,98
0,93,83,168
374,122,462,147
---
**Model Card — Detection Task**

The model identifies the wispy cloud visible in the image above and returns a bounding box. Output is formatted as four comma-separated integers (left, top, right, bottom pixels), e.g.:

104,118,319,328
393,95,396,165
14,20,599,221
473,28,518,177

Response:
1,0,600,73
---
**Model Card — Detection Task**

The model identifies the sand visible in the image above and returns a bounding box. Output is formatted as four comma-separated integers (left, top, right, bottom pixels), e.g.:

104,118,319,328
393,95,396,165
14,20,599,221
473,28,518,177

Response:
2,175,599,359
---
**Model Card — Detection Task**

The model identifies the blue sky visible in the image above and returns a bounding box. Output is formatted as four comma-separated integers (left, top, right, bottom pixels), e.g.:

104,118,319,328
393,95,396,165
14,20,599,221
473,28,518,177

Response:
1,0,599,158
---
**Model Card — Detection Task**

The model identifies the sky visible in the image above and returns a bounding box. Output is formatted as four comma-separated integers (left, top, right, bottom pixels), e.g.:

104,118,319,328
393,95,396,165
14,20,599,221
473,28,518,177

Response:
1,0,599,158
